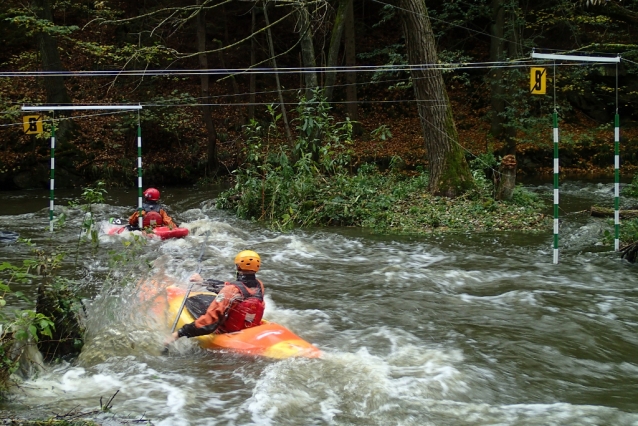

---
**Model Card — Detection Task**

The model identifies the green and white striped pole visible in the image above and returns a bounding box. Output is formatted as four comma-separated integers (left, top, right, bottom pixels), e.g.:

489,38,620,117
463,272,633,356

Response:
137,124,144,229
21,104,143,231
614,113,620,251
553,111,559,264
49,121,56,232
531,51,621,263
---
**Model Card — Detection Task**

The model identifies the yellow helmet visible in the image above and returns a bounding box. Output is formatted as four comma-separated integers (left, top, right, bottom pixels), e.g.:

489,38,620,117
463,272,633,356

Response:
235,250,261,273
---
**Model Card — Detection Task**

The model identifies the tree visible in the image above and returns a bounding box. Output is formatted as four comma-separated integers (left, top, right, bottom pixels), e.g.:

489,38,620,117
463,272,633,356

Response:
195,0,219,175
396,0,473,196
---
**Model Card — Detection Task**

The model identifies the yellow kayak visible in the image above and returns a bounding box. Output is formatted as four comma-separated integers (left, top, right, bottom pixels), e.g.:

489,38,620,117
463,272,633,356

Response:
166,285,321,359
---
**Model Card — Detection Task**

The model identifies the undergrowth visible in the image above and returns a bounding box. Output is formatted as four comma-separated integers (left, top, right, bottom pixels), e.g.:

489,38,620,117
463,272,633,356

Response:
216,95,549,234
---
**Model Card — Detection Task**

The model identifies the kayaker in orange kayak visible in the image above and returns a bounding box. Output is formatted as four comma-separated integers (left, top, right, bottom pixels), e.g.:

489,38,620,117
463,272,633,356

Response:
164,250,266,345
128,187,176,229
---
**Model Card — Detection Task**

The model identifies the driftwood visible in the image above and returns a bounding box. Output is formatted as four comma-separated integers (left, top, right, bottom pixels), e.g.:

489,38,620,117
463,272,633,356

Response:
620,242,638,263
590,206,638,219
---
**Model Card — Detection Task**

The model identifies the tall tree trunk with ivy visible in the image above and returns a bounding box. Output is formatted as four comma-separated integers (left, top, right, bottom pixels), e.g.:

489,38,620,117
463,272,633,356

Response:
32,0,72,141
489,0,519,199
263,0,293,145
323,0,348,102
196,0,218,175
298,1,319,100
249,6,257,121
397,0,473,196
344,0,361,135
489,0,506,140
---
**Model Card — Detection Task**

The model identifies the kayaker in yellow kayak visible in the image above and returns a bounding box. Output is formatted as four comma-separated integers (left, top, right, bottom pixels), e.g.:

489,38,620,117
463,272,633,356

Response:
163,250,266,345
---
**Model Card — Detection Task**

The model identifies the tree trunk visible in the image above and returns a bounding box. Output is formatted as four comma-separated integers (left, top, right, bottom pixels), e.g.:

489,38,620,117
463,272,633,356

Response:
263,0,293,145
32,0,70,106
298,1,319,100
32,0,72,141
196,0,218,175
503,3,520,156
249,6,257,121
489,0,506,139
323,0,348,102
221,4,240,97
495,154,516,200
397,0,473,196
590,206,638,219
344,0,361,135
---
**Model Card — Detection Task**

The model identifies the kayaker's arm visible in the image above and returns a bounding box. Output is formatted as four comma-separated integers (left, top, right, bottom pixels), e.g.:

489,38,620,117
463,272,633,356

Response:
160,209,176,229
204,279,225,292
178,321,220,337
128,211,140,226
164,286,239,345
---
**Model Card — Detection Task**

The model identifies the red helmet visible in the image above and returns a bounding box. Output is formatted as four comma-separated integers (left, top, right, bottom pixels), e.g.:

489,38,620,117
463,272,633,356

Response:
143,188,160,201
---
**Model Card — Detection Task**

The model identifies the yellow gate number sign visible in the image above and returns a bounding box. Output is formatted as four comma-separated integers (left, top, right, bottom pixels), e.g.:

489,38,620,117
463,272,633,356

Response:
23,115,43,134
530,67,546,95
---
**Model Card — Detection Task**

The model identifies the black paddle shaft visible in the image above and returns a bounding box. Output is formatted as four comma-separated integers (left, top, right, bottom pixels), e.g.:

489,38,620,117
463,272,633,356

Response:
170,230,210,333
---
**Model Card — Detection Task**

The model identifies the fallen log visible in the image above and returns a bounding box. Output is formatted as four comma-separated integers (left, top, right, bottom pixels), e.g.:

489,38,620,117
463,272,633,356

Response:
620,242,638,263
590,206,638,219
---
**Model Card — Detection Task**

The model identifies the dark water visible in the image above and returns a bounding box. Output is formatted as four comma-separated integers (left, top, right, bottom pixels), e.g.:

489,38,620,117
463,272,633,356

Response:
0,182,637,426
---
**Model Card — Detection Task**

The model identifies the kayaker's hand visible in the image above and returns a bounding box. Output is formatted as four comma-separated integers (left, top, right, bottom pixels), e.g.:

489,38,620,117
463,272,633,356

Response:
189,273,203,282
163,331,179,346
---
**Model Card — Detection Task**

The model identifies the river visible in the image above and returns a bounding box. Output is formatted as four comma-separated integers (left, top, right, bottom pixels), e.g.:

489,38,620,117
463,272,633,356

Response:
0,182,637,425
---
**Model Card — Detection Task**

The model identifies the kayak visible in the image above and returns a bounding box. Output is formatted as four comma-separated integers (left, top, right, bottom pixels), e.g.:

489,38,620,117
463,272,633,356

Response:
166,285,321,359
106,218,189,240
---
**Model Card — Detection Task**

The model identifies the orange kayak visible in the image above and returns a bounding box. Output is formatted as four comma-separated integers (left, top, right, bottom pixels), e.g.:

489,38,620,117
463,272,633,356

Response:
166,285,321,359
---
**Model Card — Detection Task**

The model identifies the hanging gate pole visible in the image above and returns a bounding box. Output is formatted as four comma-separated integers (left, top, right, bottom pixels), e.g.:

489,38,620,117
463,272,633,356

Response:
614,64,621,251
49,121,56,232
137,124,144,229
531,51,621,263
21,104,143,231
553,111,559,264
614,113,620,251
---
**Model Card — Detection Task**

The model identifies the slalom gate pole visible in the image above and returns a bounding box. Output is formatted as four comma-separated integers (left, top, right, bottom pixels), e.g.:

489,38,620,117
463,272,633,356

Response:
614,113,620,251
137,123,143,229
553,110,559,264
614,63,620,251
49,120,56,232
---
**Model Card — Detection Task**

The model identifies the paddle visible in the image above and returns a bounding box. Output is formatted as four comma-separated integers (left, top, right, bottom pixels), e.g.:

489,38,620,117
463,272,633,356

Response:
170,280,195,334
165,230,210,348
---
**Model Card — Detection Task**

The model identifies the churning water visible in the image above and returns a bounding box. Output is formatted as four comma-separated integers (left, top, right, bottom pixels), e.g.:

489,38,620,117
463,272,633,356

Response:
0,183,637,425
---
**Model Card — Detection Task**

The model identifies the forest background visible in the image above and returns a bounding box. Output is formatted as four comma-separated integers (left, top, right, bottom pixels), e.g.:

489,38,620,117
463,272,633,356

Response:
1,0,638,192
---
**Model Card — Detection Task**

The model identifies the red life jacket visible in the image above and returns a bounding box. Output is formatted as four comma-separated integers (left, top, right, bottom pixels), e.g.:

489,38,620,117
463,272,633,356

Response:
221,281,265,332
142,211,163,227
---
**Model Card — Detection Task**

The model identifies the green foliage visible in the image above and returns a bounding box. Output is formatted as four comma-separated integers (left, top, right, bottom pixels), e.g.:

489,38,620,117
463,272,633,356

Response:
118,91,197,136
68,182,107,255
371,124,393,142
294,88,354,167
357,44,409,88
468,152,498,198
6,14,79,37
622,172,638,198
0,244,59,396
217,101,547,234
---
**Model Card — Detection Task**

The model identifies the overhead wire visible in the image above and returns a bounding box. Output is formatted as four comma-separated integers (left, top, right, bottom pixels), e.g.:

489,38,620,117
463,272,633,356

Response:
0,0,626,181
